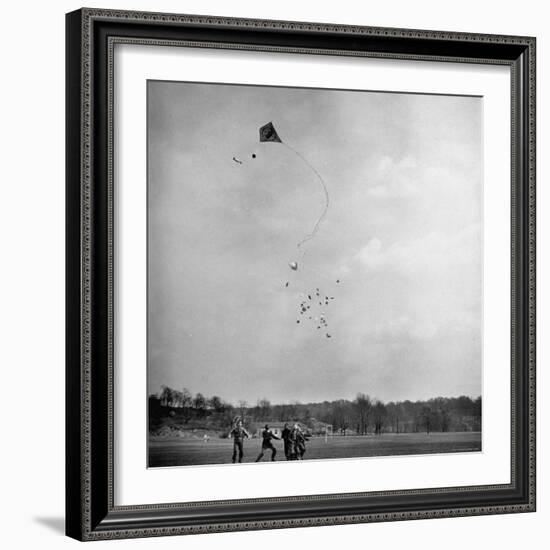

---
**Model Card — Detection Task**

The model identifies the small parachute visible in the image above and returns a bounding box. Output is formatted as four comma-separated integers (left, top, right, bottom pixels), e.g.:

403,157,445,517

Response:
289,261,298,271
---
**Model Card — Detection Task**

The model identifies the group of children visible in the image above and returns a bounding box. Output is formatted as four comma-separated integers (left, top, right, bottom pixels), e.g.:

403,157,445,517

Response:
229,420,310,463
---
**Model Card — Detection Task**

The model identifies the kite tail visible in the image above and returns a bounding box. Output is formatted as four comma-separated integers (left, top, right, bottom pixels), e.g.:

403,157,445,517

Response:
283,143,330,252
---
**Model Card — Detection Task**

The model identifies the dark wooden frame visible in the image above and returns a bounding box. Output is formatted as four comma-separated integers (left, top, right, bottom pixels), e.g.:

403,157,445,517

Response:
66,8,536,541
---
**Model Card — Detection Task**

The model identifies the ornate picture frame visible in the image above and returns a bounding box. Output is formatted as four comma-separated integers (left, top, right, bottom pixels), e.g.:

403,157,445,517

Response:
66,8,536,541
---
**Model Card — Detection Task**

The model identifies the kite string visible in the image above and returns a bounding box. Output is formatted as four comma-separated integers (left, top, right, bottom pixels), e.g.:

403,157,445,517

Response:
282,142,330,254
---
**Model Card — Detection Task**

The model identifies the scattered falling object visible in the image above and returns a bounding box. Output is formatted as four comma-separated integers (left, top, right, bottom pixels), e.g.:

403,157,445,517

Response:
336,279,340,283
252,153,256,158
285,282,289,287
232,156,243,164
289,261,298,271
290,281,337,338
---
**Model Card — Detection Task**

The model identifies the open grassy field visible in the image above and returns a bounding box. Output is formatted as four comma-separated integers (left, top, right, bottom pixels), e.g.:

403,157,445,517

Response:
148,431,481,467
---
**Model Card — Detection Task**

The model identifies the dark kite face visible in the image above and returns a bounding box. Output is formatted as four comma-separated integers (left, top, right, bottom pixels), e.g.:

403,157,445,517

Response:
259,121,282,143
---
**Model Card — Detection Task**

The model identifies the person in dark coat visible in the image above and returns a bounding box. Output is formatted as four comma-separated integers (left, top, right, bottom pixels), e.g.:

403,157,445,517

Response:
255,424,281,462
281,423,292,460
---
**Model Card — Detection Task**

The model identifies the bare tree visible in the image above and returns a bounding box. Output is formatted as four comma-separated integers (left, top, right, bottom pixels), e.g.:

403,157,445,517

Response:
286,401,299,420
193,392,207,414
151,386,482,435
372,400,387,435
331,400,352,435
257,398,271,420
420,405,432,434
353,393,372,435
209,395,224,412
237,400,248,421
181,388,193,408
385,401,400,433
159,385,173,407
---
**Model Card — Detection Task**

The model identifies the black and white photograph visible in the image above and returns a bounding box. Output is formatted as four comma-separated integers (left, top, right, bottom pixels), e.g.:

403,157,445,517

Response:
147,81,483,468
1,0,543,545
58,3,536,543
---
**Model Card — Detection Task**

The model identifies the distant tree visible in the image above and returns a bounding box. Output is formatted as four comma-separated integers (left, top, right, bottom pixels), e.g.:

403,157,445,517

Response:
439,408,450,432
420,405,432,434
181,388,193,408
193,392,207,413
354,393,372,435
455,395,475,416
331,400,352,435
287,401,299,420
153,385,482,435
301,407,312,424
257,398,272,420
237,400,248,421
372,400,387,435
385,401,400,433
278,404,289,421
175,390,184,407
399,400,417,433
209,395,224,412
220,402,235,430
473,396,482,417
159,385,173,407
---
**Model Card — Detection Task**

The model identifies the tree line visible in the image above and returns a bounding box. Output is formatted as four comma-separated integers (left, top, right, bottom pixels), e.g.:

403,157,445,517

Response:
151,386,481,435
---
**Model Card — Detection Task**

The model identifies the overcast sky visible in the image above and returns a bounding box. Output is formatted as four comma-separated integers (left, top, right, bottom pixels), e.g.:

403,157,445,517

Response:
147,80,482,405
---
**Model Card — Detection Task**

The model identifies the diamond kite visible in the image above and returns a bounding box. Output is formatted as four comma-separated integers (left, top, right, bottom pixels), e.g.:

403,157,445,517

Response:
259,121,282,143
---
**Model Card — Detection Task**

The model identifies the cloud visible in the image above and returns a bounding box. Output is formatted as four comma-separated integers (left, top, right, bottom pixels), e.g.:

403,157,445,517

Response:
361,308,479,344
364,316,438,341
354,223,480,275
349,224,481,348
354,237,383,267
378,155,417,172
366,154,420,199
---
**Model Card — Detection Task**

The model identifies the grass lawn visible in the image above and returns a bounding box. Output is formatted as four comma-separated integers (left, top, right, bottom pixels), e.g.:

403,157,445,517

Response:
148,431,481,467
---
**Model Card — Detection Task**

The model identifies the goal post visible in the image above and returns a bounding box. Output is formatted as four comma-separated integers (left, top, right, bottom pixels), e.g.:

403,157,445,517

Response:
324,424,333,443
